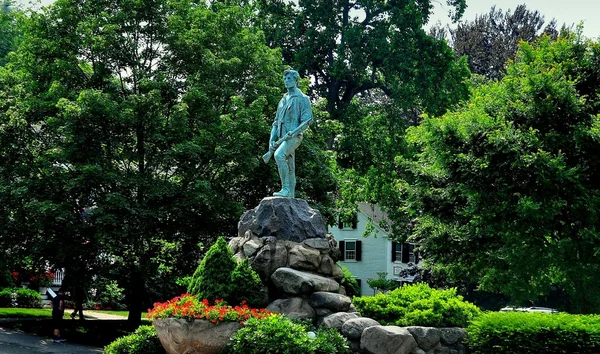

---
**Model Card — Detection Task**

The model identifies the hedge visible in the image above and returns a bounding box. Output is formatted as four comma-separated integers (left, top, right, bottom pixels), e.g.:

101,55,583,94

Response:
467,311,600,354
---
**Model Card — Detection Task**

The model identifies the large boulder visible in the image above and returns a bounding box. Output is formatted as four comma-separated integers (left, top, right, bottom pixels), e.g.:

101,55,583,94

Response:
266,297,316,321
238,197,327,242
439,328,467,346
406,327,441,351
361,326,418,354
249,239,288,281
341,317,380,340
289,244,321,271
320,312,360,330
271,267,339,294
309,292,352,312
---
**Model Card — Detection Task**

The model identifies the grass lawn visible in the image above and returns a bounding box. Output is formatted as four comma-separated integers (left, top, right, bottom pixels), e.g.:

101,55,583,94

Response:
0,307,151,347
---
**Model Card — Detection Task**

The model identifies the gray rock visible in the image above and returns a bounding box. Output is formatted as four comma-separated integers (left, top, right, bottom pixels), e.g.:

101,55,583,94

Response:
303,238,331,253
411,349,426,354
271,267,340,294
332,264,344,280
361,326,418,354
315,308,333,318
238,197,327,242
289,244,321,271
318,255,335,276
320,312,360,330
439,328,467,345
266,297,316,321
338,285,347,296
434,348,451,354
309,292,352,312
406,327,441,351
250,241,288,281
341,317,380,340
228,237,243,254
242,238,263,258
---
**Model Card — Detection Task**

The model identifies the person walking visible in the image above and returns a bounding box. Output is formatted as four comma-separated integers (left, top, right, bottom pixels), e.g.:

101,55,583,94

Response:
52,287,66,343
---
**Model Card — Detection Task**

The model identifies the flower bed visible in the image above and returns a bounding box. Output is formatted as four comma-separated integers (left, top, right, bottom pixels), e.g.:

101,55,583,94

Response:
147,294,271,324
147,294,273,354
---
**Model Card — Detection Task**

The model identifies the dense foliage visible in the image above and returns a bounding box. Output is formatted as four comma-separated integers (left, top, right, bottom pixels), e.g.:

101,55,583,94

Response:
405,34,600,312
0,0,335,325
450,4,559,80
104,325,165,354
340,266,361,297
147,294,271,323
352,283,481,327
467,312,600,354
187,237,265,306
188,237,237,302
225,314,350,354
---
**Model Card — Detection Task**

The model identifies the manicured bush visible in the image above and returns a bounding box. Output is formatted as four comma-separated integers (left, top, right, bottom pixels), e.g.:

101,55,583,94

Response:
0,288,14,307
468,311,600,354
15,288,42,308
229,259,266,306
340,266,361,297
104,325,165,354
225,314,350,354
187,237,265,306
352,283,481,327
188,236,237,302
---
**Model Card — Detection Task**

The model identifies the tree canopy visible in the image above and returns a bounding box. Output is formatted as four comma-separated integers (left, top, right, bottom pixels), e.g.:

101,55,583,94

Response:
405,34,600,313
0,0,335,325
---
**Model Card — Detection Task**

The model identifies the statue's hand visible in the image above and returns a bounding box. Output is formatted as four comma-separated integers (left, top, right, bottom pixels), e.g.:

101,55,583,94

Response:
285,131,293,139
269,142,276,152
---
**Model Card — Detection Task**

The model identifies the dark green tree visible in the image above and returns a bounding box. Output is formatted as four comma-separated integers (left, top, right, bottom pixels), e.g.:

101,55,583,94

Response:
450,5,561,80
0,0,335,326
188,237,237,301
256,0,470,120
404,33,600,313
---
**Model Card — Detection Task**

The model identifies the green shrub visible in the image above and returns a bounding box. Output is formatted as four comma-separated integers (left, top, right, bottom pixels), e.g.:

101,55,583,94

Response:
187,237,264,306
468,312,600,354
188,237,237,302
0,288,14,307
229,259,265,306
15,288,42,308
352,283,481,327
340,266,361,297
104,325,165,354
226,314,350,354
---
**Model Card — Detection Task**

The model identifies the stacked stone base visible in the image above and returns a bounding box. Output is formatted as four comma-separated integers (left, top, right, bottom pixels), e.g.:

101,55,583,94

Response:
231,197,469,354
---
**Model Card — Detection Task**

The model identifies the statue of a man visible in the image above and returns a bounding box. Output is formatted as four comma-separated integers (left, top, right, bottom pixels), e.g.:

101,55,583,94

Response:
267,69,312,198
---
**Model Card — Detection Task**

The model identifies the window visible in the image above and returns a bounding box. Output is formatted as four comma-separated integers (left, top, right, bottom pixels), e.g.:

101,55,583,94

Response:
339,240,362,261
391,242,419,264
345,241,356,260
337,213,358,229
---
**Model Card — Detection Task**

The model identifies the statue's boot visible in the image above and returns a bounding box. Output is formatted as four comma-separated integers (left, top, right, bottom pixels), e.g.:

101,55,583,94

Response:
273,160,291,197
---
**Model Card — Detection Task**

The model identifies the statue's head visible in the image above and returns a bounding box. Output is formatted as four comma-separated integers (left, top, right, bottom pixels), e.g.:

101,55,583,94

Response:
283,69,299,88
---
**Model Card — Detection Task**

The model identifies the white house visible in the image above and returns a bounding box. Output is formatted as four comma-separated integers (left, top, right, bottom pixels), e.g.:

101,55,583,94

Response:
329,203,419,296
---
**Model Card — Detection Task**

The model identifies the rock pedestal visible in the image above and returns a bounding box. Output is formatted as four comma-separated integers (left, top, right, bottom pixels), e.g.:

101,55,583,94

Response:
230,197,346,323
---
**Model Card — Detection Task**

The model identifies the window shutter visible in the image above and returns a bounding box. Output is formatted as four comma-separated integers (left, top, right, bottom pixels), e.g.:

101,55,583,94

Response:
402,243,409,263
391,242,397,262
339,241,345,261
415,249,420,264
351,213,357,229
338,216,343,229
356,241,362,261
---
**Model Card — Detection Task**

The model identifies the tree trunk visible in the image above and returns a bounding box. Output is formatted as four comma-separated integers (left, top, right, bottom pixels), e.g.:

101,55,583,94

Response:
127,268,144,329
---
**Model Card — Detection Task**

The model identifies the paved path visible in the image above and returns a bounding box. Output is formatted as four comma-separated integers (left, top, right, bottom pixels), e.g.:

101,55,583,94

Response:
0,326,103,353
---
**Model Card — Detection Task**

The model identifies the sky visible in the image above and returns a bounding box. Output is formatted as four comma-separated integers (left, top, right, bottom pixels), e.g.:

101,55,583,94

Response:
26,0,600,40
429,0,600,39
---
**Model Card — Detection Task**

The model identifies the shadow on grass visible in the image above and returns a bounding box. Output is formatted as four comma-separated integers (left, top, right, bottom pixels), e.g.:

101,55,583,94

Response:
1,319,153,347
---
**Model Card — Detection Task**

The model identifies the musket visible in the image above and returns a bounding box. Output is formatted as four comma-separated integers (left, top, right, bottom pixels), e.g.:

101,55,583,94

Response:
262,118,312,164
